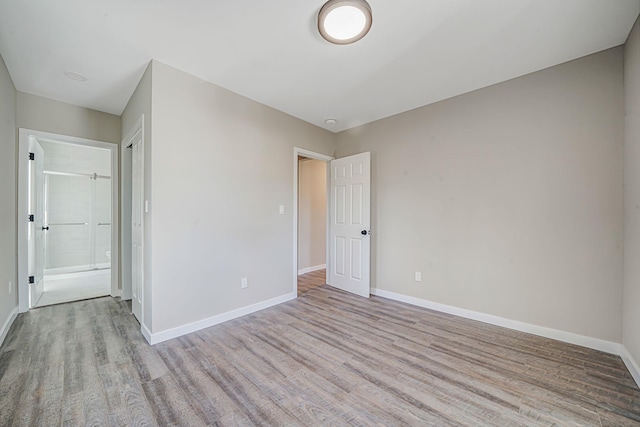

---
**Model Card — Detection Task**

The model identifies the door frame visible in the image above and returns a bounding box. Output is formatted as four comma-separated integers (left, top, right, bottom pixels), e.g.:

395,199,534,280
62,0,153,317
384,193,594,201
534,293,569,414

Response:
292,147,334,295
17,128,120,313
120,115,144,302
121,115,144,323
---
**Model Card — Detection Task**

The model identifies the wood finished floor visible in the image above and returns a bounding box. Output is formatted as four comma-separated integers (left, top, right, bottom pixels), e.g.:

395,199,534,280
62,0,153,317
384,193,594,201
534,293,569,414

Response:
1,286,639,426
297,269,326,296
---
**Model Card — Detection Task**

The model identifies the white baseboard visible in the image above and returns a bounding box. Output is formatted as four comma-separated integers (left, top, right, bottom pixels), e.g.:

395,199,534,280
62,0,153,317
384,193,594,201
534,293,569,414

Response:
141,323,153,344
370,288,621,355
620,345,640,388
0,307,18,349
143,292,297,345
298,264,326,275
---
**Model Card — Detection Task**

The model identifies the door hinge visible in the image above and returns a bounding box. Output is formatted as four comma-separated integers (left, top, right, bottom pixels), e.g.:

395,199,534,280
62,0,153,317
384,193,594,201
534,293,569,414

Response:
28,152,35,160
28,214,34,222
28,276,34,284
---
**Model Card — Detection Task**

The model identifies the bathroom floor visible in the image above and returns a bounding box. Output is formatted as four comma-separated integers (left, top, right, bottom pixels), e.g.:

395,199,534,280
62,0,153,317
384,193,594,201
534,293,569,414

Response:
34,269,111,307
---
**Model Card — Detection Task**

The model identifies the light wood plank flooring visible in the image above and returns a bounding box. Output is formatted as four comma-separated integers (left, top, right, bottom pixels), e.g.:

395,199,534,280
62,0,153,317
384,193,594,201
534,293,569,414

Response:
297,269,326,296
1,286,639,426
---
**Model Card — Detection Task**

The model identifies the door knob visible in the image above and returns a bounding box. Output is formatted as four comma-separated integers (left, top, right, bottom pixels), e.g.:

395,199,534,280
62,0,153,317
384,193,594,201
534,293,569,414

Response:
42,226,49,231
361,230,368,235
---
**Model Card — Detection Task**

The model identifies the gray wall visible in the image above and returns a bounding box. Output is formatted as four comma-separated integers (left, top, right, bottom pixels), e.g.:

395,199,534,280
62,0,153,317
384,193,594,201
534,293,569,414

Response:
17,92,121,144
150,61,335,333
298,158,327,271
0,53,17,343
623,17,640,367
336,47,624,343
121,62,153,328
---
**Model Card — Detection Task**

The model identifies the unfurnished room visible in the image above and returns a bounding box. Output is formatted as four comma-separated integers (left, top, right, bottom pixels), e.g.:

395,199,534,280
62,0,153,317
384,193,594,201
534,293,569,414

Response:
1,0,640,425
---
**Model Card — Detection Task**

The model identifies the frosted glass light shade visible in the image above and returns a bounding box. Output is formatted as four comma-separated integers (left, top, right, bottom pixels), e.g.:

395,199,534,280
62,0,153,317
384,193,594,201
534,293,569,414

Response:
318,0,372,45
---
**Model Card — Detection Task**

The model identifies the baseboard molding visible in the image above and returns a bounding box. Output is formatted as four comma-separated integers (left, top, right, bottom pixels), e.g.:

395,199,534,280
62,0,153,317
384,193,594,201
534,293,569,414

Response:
0,307,18,349
370,288,621,355
143,292,297,345
141,323,153,344
620,345,640,388
298,264,326,275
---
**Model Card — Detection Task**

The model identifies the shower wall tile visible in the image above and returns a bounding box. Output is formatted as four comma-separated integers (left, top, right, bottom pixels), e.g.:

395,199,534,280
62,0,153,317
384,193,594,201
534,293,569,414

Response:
40,141,112,270
40,140,111,176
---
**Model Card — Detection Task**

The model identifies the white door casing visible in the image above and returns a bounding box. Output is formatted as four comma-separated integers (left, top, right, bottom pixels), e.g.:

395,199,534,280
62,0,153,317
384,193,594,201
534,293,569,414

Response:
328,152,371,298
292,147,333,296
18,129,119,313
28,138,45,307
131,128,144,323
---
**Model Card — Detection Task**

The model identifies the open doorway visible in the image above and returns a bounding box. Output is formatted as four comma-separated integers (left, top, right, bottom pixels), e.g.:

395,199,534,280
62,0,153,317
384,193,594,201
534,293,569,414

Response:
294,147,372,299
293,148,333,296
18,129,119,312
34,139,112,306
297,155,327,295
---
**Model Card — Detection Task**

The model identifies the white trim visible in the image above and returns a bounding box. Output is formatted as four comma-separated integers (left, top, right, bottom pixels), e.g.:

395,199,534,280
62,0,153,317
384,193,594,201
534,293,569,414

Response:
620,346,640,388
370,288,621,355
120,135,132,300
294,147,334,162
121,115,144,302
292,147,333,297
143,292,297,345
18,135,30,313
18,129,119,312
0,307,18,348
141,323,153,344
298,264,326,275
122,115,144,148
110,143,120,299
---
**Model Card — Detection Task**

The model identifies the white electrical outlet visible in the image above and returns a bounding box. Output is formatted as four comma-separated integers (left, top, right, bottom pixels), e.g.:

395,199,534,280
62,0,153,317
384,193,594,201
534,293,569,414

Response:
415,272,422,282
8,280,12,294
241,277,248,289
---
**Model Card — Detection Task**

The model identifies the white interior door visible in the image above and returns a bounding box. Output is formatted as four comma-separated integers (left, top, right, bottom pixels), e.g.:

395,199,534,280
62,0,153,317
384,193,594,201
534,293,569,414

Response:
131,129,144,323
328,152,371,298
28,139,45,307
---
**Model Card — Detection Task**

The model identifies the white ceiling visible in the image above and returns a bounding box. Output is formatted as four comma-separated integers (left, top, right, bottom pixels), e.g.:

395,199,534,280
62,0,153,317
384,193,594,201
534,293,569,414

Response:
0,0,638,133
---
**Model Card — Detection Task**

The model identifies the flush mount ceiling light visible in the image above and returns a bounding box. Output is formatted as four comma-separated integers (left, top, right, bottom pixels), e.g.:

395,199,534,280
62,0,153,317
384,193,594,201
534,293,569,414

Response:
318,0,372,45
325,118,337,125
64,71,88,82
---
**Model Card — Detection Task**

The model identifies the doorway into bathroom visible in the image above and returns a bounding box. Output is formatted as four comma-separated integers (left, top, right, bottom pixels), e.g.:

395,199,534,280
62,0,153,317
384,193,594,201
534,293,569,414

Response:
32,138,113,307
